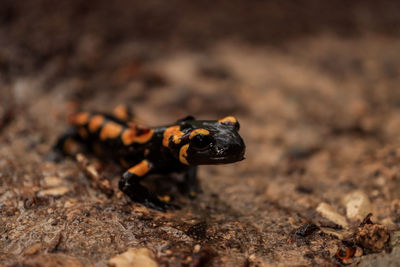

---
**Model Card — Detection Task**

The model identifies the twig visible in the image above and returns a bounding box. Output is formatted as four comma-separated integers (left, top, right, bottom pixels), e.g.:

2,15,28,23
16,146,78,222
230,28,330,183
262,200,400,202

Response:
76,153,114,197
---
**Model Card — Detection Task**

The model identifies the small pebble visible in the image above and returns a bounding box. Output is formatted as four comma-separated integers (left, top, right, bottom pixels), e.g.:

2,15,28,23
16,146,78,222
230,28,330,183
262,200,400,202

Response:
319,227,352,240
343,191,372,221
109,248,158,267
316,202,349,228
354,247,363,257
193,244,201,253
38,186,70,197
42,176,63,188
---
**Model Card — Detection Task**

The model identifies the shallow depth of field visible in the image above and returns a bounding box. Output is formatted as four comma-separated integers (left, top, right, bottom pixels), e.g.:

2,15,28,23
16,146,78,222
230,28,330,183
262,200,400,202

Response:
1,1,400,266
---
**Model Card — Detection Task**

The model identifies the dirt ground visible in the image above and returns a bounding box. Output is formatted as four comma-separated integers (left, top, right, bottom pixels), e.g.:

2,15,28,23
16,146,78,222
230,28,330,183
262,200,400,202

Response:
1,1,400,266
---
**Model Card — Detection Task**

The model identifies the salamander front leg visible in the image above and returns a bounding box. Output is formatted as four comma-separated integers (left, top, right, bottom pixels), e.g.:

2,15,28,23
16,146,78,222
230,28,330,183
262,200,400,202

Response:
182,166,202,199
119,160,179,212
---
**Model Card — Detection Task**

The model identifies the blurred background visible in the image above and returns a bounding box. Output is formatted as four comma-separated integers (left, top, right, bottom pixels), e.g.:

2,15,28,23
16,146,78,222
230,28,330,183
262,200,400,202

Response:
1,1,400,266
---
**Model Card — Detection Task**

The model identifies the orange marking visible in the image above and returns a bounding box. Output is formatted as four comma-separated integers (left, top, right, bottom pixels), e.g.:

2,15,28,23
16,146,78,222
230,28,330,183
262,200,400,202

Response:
88,115,105,132
100,122,123,140
158,195,171,202
71,112,90,125
113,104,130,121
189,128,210,139
121,128,154,145
78,127,88,139
179,144,189,165
218,116,237,125
128,160,151,177
163,126,184,147
121,130,134,146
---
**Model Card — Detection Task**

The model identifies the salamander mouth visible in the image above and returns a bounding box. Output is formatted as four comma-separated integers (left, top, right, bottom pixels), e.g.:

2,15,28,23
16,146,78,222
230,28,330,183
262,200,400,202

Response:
209,154,245,163
209,156,228,161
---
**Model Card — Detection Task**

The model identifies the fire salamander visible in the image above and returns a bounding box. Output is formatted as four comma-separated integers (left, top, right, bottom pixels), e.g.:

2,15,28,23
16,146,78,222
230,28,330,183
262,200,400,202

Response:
53,105,245,211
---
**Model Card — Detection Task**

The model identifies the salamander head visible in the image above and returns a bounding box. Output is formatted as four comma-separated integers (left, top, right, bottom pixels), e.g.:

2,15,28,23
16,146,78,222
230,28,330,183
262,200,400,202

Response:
164,116,245,165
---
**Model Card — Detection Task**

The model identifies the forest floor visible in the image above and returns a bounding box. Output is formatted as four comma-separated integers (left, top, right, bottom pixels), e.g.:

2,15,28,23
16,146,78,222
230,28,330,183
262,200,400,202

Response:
1,1,400,266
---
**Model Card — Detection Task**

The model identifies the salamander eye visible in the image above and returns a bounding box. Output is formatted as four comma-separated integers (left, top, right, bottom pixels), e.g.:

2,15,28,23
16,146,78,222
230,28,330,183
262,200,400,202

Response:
191,134,212,150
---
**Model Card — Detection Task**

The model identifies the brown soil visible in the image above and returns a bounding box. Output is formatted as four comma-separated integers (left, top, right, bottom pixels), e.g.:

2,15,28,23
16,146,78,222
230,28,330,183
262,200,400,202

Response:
1,1,400,266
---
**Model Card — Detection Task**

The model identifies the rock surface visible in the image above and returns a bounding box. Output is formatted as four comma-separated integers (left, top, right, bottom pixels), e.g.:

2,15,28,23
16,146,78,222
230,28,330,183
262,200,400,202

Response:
1,1,400,266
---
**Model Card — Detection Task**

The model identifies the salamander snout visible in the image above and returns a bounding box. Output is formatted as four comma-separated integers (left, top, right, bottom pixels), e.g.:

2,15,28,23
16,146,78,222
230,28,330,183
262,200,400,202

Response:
212,135,245,163
179,118,246,165
186,130,245,165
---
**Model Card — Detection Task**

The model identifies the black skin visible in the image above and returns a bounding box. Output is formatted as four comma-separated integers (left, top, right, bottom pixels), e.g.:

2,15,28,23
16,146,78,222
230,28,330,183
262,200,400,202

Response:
53,111,245,212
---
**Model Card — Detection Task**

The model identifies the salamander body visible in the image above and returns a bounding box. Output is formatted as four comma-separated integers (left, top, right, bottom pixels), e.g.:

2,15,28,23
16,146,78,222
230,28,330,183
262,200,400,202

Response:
54,105,245,211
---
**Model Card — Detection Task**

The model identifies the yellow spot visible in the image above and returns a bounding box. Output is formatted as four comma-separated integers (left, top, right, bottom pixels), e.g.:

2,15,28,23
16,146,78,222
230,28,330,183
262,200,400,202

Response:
179,144,189,165
158,195,171,202
78,127,88,139
121,130,134,145
88,115,105,132
163,126,184,147
71,112,90,125
128,160,151,177
100,122,123,140
218,116,237,125
121,128,154,145
113,104,130,121
189,128,210,139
